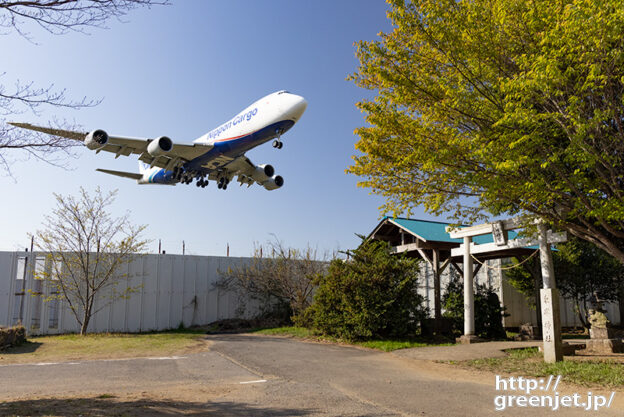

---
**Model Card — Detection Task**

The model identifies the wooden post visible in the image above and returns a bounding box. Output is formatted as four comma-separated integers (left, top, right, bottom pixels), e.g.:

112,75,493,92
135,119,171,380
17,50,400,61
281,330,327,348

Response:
433,249,441,321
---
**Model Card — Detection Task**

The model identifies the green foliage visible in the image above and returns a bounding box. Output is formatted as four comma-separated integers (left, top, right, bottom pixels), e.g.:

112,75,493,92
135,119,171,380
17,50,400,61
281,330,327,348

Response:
553,237,622,327
349,0,624,264
554,238,621,302
442,277,507,339
308,239,426,341
504,257,540,309
465,347,624,388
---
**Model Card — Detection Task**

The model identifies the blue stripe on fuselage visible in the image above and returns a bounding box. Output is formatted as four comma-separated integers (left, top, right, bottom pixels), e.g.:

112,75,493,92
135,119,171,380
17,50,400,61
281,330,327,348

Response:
186,119,295,172
146,119,295,184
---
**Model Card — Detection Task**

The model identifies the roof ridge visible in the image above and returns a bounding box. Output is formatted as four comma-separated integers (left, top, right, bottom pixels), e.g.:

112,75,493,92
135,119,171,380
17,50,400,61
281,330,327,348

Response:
390,217,453,226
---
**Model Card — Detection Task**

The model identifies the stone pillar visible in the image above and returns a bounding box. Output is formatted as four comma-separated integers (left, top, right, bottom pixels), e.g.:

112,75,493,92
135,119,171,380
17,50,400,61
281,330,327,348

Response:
540,288,563,362
464,236,474,336
538,223,563,362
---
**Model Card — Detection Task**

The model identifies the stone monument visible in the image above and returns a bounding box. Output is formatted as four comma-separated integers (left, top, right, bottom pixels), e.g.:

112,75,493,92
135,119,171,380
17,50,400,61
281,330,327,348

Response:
584,298,623,354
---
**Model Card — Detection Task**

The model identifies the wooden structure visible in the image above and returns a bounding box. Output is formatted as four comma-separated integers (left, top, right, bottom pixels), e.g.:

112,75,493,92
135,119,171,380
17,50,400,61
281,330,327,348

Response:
368,218,537,324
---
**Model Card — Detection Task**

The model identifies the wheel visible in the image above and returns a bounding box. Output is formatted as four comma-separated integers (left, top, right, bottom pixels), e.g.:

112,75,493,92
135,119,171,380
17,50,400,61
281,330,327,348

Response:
223,183,227,190
277,142,283,149
272,139,279,148
217,182,222,189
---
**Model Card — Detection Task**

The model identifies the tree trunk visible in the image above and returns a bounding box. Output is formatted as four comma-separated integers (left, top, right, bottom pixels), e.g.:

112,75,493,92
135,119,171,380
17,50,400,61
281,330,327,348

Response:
80,307,91,335
575,297,589,329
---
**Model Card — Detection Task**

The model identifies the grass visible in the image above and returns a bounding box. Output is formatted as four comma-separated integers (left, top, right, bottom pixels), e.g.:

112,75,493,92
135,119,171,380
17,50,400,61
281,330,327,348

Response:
253,326,453,352
0,328,209,364
461,347,624,388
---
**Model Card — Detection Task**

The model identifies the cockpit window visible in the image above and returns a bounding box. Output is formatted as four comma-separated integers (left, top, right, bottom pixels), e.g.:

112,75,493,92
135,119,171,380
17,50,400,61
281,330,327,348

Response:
277,90,290,95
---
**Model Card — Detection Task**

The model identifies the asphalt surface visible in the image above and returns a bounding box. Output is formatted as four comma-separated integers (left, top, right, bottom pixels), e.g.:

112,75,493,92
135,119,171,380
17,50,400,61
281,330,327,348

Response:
0,334,621,416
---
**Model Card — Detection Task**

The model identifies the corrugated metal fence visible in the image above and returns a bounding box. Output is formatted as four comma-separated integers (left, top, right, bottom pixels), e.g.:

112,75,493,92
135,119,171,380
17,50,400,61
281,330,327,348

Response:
0,251,255,335
1,251,620,335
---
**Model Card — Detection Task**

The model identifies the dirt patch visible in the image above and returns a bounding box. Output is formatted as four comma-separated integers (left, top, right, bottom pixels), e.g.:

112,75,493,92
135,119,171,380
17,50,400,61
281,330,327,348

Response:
0,385,241,416
0,334,213,365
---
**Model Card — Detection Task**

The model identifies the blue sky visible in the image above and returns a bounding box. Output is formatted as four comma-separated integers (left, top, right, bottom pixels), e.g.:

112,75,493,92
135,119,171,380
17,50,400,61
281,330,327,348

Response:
1,0,440,256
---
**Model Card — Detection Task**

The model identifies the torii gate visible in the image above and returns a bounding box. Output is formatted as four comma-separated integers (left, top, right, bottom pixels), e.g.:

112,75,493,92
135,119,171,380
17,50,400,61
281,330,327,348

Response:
447,218,567,363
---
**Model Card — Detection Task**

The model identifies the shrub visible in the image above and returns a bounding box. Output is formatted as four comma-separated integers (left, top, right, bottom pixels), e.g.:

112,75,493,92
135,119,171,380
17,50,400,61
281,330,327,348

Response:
308,239,426,340
0,325,26,350
442,277,507,339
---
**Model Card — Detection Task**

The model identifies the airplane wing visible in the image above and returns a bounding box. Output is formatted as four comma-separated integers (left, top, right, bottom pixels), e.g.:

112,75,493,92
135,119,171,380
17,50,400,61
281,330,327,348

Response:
8,122,211,171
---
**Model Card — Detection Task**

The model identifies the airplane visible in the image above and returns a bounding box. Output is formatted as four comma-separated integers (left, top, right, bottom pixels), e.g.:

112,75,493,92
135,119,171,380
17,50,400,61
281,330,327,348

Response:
9,90,307,191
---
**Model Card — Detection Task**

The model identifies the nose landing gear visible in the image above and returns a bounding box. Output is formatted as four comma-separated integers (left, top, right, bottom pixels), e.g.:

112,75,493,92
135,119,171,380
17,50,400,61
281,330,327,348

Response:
273,128,284,149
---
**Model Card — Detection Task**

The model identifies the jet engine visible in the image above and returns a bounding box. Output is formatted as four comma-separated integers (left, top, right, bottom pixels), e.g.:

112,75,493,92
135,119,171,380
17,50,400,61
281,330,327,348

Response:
263,175,284,190
84,129,109,150
147,136,173,157
250,164,275,184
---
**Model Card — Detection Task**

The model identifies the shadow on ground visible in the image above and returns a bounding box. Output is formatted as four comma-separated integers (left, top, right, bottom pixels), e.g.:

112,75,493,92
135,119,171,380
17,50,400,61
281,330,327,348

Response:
0,397,315,416
0,341,42,355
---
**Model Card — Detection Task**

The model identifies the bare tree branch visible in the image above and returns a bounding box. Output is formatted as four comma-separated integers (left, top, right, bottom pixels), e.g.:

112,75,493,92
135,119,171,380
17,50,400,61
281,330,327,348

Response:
0,0,166,174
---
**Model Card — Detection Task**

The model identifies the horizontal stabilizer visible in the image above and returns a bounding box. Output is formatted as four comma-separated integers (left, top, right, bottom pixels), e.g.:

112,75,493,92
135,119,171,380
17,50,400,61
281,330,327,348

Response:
96,168,142,180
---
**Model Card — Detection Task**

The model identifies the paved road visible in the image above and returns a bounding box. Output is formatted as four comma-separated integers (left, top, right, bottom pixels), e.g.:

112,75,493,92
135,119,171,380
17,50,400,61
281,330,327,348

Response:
0,334,620,416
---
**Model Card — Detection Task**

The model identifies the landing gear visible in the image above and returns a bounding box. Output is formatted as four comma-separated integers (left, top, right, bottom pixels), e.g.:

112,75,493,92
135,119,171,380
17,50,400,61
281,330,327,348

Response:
196,177,208,188
273,128,284,149
217,177,229,190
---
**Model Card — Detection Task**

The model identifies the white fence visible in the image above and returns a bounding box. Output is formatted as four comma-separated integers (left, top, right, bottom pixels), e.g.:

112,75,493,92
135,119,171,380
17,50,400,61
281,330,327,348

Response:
1,251,620,335
0,251,255,335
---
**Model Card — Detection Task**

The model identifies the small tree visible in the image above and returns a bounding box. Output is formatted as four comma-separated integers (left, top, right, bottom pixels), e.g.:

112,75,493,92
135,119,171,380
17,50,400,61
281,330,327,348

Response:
216,238,327,324
309,239,426,340
34,187,148,335
442,276,507,339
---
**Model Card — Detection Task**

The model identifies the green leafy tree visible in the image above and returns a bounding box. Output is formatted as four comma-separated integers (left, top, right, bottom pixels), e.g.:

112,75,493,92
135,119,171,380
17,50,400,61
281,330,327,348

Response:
506,239,623,328
34,187,148,335
349,0,624,264
309,239,425,340
553,238,621,328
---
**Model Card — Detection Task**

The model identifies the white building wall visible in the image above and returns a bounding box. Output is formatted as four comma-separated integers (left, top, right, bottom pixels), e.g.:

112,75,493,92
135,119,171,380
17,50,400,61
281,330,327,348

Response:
0,251,256,335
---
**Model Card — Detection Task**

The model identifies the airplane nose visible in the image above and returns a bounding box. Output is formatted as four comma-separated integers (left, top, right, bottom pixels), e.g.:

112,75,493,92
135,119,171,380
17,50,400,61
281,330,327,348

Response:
286,94,308,121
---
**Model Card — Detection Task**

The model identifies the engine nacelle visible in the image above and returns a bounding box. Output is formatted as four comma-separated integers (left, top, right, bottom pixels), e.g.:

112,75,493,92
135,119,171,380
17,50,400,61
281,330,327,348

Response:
263,175,284,190
250,164,275,184
147,136,173,157
84,129,109,150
